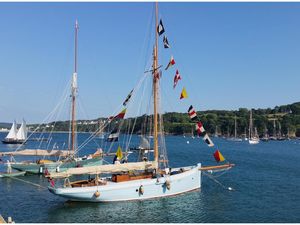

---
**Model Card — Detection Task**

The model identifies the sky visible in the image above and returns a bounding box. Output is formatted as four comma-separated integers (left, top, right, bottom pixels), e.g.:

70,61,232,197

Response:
0,2,300,123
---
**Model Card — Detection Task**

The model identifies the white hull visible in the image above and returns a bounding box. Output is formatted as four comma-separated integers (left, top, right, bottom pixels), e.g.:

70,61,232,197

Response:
49,164,201,202
249,138,259,144
228,138,243,142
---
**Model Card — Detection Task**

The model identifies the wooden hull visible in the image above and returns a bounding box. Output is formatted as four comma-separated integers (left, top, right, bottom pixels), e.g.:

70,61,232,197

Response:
11,157,103,174
0,171,26,178
48,164,201,202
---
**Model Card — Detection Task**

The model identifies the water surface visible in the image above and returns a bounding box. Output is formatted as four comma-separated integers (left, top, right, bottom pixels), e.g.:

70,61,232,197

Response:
0,133,299,223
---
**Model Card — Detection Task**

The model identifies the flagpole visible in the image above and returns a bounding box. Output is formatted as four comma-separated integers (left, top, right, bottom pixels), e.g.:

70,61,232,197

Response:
153,2,159,166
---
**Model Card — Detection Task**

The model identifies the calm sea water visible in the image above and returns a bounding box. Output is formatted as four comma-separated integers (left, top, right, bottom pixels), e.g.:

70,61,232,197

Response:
0,132,300,223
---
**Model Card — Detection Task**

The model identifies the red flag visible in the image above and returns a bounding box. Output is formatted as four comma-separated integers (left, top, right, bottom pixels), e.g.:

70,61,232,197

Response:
173,70,181,89
195,121,205,135
165,56,175,70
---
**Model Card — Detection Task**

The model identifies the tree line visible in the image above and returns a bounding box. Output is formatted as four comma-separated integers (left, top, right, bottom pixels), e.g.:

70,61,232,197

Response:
30,102,300,137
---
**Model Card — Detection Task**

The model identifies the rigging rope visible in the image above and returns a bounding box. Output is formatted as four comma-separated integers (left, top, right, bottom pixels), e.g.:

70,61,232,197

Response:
14,79,71,152
203,171,234,191
69,71,149,160
6,177,48,190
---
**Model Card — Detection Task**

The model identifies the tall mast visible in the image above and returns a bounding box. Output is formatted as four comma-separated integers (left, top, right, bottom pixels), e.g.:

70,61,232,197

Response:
153,2,159,165
71,20,79,156
234,116,237,138
249,110,252,139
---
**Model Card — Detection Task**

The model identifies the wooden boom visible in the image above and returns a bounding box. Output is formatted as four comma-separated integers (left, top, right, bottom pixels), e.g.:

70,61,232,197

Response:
199,163,235,171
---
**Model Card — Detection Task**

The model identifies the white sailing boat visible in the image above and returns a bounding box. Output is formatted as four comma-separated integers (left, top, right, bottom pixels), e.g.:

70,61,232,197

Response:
248,110,259,144
47,3,234,202
2,120,27,144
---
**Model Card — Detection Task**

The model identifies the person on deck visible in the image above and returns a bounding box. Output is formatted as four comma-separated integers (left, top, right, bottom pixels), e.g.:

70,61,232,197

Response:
6,160,12,174
112,155,118,164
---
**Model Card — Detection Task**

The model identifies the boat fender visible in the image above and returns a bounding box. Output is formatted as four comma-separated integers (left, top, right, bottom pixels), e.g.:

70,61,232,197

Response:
165,180,171,190
94,190,100,198
139,185,144,195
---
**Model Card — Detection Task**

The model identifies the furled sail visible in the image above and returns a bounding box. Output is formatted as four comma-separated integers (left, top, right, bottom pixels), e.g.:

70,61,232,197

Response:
72,72,78,90
0,149,70,157
5,121,17,140
16,120,27,140
49,161,158,178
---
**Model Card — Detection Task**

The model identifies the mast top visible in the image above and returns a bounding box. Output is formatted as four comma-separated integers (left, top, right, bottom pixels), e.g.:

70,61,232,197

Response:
74,19,79,74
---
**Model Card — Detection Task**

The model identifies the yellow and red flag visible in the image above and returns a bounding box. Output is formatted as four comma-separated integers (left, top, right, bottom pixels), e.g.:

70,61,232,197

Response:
115,108,127,119
214,150,225,162
180,87,188,99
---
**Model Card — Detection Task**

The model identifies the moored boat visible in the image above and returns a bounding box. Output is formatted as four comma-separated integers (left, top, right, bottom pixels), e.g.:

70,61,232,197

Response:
2,120,27,144
0,171,26,178
248,110,259,145
47,3,234,202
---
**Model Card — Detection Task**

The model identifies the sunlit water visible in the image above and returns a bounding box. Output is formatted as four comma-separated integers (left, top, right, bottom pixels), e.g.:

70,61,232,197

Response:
0,132,299,222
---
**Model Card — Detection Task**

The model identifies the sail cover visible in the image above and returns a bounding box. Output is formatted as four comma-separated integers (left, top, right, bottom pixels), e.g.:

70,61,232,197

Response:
5,121,17,140
49,161,158,178
72,72,78,89
0,149,70,157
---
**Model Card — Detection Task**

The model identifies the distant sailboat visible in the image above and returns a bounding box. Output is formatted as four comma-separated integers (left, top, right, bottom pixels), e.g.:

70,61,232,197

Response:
107,132,119,142
261,125,269,142
243,128,248,140
269,119,277,140
228,116,242,142
248,110,259,145
2,120,27,144
191,127,195,139
277,121,285,141
130,136,154,162
214,125,219,137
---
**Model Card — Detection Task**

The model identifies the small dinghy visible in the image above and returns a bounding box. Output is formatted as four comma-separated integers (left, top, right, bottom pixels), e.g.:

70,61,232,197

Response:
0,171,26,178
